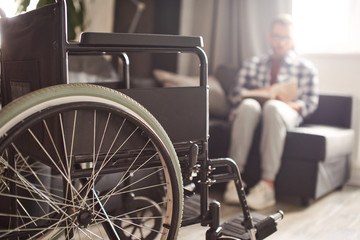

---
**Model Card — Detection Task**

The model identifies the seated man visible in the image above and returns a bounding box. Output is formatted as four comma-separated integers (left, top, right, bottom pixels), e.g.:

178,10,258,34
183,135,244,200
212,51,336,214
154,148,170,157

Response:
224,14,319,210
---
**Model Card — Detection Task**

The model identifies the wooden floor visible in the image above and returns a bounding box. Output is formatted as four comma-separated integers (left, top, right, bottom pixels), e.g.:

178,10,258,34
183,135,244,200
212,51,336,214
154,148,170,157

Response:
178,184,360,239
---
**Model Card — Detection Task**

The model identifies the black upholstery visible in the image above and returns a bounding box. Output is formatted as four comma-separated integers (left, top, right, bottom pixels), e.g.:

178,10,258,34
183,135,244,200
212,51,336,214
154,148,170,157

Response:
1,4,61,105
120,87,207,143
80,32,203,48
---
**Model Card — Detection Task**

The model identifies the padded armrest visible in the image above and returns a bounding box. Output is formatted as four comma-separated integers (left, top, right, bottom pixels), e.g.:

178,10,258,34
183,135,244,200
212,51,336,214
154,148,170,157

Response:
80,32,203,48
303,94,353,128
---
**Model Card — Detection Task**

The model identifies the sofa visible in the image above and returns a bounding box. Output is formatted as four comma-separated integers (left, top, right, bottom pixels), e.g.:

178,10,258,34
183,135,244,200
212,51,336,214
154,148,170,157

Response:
208,66,355,205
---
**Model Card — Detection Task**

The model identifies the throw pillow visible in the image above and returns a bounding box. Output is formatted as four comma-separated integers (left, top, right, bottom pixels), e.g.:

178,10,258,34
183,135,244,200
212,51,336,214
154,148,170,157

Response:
153,69,230,118
215,65,239,95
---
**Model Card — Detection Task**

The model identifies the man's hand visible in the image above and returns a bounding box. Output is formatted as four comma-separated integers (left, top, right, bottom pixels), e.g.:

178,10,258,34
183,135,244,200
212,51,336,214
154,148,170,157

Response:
275,95,301,113
287,101,301,114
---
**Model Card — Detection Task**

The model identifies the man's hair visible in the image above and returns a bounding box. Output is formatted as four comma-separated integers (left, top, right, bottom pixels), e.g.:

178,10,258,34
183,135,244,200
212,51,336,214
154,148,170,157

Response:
271,14,293,29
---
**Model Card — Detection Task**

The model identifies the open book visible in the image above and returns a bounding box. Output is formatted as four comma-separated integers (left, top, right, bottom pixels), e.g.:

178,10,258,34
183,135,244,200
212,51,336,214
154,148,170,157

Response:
241,80,298,104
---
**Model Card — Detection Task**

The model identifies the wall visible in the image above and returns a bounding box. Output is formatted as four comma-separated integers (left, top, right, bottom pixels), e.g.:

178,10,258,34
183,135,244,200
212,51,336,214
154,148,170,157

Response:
84,0,115,33
86,0,180,78
302,53,360,184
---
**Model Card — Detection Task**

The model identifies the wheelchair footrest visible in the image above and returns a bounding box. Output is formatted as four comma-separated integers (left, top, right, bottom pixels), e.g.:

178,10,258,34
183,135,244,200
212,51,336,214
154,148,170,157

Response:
221,212,278,240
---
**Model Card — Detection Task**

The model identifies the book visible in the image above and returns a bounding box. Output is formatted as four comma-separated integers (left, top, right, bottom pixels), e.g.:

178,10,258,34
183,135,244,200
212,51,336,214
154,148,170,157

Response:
241,80,298,104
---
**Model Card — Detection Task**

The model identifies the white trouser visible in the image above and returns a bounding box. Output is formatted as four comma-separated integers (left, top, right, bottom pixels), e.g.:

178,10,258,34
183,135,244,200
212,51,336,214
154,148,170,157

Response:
228,98,300,181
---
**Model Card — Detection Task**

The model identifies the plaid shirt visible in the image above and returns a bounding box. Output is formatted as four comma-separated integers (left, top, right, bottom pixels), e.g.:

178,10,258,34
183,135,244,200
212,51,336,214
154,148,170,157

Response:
229,51,319,123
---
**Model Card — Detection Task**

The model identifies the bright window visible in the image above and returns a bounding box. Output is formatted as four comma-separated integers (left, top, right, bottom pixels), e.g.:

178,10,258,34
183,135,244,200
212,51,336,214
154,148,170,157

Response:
292,0,360,54
0,1,37,17
0,2,17,17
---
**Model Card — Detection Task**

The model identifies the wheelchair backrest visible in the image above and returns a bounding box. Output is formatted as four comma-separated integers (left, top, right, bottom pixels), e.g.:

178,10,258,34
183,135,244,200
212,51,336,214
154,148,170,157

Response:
1,2,67,105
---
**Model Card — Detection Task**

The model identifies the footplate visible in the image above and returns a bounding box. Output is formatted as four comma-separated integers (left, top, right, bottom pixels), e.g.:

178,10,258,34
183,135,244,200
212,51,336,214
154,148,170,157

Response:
221,211,283,240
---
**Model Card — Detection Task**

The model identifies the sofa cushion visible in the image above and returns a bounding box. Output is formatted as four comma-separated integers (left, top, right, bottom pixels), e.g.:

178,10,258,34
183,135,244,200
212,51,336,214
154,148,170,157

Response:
283,124,354,162
214,65,239,95
153,69,231,118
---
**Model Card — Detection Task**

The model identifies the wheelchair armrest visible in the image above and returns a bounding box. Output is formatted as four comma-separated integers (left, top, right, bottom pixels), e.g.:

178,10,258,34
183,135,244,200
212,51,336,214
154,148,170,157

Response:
79,32,203,48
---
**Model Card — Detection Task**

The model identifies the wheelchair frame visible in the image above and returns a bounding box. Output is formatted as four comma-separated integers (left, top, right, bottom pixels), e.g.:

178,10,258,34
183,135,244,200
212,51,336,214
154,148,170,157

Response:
0,1,282,239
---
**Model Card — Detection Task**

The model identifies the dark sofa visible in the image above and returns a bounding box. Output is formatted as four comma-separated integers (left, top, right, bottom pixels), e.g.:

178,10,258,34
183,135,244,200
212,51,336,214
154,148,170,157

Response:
209,66,355,205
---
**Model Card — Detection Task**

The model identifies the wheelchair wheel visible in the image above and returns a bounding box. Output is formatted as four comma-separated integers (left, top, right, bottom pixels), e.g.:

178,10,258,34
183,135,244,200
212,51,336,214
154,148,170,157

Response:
0,84,183,239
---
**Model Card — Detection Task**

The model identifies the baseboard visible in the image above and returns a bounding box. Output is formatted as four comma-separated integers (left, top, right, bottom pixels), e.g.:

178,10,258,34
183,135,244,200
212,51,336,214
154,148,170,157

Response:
348,166,360,186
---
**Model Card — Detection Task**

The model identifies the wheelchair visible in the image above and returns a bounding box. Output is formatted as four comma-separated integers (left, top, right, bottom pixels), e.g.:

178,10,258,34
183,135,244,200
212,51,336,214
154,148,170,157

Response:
0,1,283,239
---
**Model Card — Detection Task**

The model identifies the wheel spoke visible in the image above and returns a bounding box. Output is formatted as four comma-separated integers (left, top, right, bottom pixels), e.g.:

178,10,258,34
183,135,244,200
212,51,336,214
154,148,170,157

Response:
92,188,121,240
42,119,67,179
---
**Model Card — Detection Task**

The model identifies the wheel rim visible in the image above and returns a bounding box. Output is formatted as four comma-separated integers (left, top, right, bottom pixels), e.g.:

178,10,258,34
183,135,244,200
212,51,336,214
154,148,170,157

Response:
0,98,181,239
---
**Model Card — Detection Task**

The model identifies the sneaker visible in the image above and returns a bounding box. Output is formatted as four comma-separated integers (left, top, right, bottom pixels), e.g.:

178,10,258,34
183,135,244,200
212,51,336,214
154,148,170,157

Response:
223,180,247,205
246,180,276,210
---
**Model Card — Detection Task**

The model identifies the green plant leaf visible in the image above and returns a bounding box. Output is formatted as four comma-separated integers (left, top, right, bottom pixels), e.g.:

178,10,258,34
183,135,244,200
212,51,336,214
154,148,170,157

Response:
36,0,55,8
15,0,85,40
16,0,31,13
